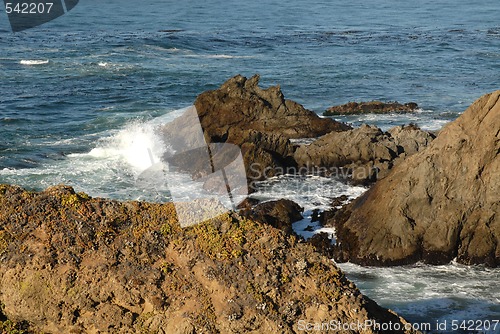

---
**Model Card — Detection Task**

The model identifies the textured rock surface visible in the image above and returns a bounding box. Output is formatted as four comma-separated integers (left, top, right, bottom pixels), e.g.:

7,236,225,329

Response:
229,129,297,183
294,124,434,183
324,101,418,116
161,75,350,186
239,199,304,235
195,74,350,141
0,185,418,333
330,91,500,266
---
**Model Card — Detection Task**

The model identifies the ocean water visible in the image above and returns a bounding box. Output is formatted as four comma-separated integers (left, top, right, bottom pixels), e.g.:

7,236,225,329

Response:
1,0,499,331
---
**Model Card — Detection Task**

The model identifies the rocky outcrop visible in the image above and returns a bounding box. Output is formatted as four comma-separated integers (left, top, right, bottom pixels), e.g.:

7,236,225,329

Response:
294,124,434,183
388,124,435,157
239,199,304,234
0,185,419,333
324,101,419,116
195,74,350,141
160,75,350,187
330,91,500,267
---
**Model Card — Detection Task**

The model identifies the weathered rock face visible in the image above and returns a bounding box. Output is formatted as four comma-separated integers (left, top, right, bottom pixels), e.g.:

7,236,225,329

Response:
229,129,297,183
324,101,419,116
195,74,350,141
331,91,500,267
0,185,419,333
294,124,434,183
388,124,435,157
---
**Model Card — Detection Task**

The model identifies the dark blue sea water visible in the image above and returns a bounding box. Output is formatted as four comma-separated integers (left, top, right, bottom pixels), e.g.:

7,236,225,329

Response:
0,0,499,331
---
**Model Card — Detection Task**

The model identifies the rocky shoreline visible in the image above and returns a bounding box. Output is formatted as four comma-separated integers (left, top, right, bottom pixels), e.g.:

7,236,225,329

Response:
0,75,498,332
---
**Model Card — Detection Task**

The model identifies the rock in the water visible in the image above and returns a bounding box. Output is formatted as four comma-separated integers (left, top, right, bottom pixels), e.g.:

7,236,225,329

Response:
331,91,500,267
294,124,434,183
324,101,419,116
239,199,304,234
307,232,335,258
160,75,351,189
0,185,419,333
229,129,297,183
195,74,350,141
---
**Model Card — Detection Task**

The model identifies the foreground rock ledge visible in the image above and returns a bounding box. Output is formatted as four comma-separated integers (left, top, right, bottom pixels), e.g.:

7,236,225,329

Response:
331,91,500,267
0,185,418,333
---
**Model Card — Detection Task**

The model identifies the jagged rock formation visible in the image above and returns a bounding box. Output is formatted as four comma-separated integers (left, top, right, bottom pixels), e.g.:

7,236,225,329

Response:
160,75,350,186
0,185,419,333
160,75,433,187
195,74,350,141
194,74,350,184
330,91,500,267
324,101,419,116
294,124,434,183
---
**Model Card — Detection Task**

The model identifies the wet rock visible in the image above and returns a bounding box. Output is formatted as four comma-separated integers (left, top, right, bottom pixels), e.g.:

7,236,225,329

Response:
239,199,304,234
311,209,320,222
331,91,500,267
231,129,298,184
161,75,350,188
324,100,419,116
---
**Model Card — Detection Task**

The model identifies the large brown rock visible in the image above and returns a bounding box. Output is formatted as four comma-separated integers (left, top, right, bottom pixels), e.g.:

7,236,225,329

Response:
195,74,350,141
229,129,297,184
0,185,419,333
331,91,500,267
294,124,434,183
160,75,350,188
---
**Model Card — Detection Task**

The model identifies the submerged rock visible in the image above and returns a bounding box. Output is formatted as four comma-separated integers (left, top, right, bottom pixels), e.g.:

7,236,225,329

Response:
330,91,500,267
324,101,419,116
0,185,419,333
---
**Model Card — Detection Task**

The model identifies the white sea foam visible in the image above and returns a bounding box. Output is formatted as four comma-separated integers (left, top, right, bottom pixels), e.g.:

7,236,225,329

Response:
0,107,192,200
72,107,189,174
186,54,257,59
251,174,366,243
251,174,366,211
20,59,49,65
86,121,165,172
338,261,500,332
332,109,453,132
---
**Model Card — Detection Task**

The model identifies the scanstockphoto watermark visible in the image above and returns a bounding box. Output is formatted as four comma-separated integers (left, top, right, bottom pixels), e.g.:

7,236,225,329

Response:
297,319,429,332
296,319,500,332
3,0,79,32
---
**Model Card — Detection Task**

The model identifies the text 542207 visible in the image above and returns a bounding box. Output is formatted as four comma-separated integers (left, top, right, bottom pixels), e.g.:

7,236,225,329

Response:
5,2,54,14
